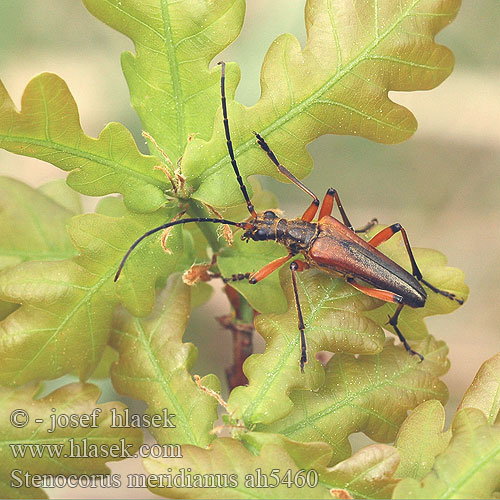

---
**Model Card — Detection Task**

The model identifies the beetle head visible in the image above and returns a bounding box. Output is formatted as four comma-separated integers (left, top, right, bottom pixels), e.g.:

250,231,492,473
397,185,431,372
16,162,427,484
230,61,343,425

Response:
242,210,279,242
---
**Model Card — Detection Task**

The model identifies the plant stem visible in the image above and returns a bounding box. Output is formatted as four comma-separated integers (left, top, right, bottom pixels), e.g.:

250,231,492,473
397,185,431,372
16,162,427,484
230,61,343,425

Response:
187,199,255,390
187,200,222,252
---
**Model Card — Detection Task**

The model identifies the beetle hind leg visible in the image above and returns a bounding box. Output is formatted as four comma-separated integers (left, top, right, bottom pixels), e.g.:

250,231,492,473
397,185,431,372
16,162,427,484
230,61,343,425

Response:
368,223,464,305
387,303,424,362
347,278,424,361
421,279,464,305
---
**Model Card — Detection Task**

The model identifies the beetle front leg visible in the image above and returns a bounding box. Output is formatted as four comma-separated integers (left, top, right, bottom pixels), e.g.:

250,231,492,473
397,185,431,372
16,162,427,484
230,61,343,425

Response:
222,273,252,283
221,254,292,284
347,278,424,361
289,260,310,372
368,223,463,304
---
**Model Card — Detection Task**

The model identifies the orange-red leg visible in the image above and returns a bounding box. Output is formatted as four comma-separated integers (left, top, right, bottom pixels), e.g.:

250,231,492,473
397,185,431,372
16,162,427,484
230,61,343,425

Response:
301,199,320,222
289,260,310,371
318,188,353,229
248,254,292,284
368,223,421,278
348,278,404,304
222,254,292,284
347,278,423,361
368,223,463,304
223,254,313,371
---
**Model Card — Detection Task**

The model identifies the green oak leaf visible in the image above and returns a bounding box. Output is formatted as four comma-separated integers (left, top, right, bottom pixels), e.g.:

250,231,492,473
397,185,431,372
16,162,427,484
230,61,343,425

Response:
217,237,288,314
111,274,219,447
86,345,119,379
0,177,78,270
182,0,461,207
144,431,401,499
0,74,167,212
243,432,401,499
144,436,332,499
0,177,80,320
360,224,469,340
83,0,245,161
458,352,500,424
70,209,187,316
259,336,449,463
0,383,142,499
227,267,385,426
323,444,400,500
395,400,451,480
393,408,500,499
95,196,129,218
0,209,187,385
37,179,82,215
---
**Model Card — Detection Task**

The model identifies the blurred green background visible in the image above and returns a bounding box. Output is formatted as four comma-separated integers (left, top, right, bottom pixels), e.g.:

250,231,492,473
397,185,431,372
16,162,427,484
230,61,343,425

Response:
0,1,499,492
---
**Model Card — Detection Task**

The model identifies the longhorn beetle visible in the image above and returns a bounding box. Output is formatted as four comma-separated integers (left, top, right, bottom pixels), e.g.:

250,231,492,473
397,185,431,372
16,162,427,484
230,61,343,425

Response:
115,61,463,372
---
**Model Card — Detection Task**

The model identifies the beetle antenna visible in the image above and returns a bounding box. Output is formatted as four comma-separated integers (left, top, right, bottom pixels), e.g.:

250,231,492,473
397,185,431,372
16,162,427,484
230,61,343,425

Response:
115,217,248,282
217,61,257,218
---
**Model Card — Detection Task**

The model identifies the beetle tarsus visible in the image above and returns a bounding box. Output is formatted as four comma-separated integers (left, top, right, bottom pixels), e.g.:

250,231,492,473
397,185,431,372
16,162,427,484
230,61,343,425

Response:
420,278,464,304
355,218,378,233
300,350,307,373
387,304,425,362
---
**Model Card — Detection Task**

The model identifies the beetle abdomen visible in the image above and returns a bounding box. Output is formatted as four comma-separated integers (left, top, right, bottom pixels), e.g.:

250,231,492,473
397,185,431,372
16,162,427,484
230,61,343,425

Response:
309,216,426,308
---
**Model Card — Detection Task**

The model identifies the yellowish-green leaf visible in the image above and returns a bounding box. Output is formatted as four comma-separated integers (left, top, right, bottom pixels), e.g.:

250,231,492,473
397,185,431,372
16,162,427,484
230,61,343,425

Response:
260,337,449,463
144,436,332,499
395,400,451,480
393,408,500,499
243,432,401,500
87,345,119,379
323,444,400,500
0,383,142,499
0,209,186,385
0,177,78,270
83,0,245,161
37,179,82,215
111,274,219,447
458,352,500,424
227,268,385,426
183,0,461,207
0,74,167,212
0,178,80,320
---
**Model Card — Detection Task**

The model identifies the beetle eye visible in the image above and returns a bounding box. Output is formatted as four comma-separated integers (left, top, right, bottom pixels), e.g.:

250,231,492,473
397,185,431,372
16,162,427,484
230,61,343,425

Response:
263,210,277,220
255,228,268,240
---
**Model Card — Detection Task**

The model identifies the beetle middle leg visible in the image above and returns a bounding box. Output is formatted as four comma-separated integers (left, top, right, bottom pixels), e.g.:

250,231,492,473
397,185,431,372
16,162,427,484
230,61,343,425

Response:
354,218,378,233
347,278,424,360
368,223,463,304
222,254,312,371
